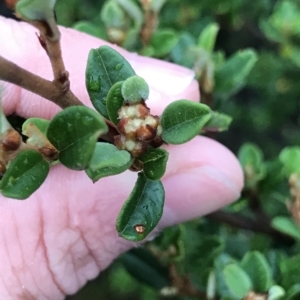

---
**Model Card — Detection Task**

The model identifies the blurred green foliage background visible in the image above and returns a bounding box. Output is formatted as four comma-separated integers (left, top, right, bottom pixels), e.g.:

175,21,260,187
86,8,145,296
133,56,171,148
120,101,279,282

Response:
3,0,300,299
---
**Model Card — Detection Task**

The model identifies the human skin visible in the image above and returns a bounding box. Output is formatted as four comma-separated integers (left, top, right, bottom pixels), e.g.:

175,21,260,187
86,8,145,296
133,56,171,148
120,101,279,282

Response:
0,16,244,300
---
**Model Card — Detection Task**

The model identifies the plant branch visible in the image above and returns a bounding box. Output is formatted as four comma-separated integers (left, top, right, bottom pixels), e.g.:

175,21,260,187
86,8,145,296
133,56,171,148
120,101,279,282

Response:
207,210,295,245
32,17,68,83
140,1,158,47
0,55,82,109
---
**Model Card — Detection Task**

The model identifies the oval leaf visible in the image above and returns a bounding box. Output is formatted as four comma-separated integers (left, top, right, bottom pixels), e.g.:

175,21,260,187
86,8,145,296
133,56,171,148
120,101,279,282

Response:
73,21,106,39
22,117,50,136
16,0,58,40
86,142,133,182
286,284,300,300
271,216,300,240
161,100,212,144
47,106,108,170
223,263,252,298
106,81,125,125
22,121,58,161
115,0,143,28
0,150,49,199
121,248,170,289
121,75,150,103
150,29,179,57
279,147,300,176
215,49,258,96
116,172,164,241
241,251,272,292
198,23,220,52
268,285,286,300
16,0,56,21
202,112,232,132
85,45,135,118
139,148,169,180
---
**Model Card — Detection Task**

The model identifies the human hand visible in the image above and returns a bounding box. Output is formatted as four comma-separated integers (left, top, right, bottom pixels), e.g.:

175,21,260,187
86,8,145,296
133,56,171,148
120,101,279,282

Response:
0,16,243,300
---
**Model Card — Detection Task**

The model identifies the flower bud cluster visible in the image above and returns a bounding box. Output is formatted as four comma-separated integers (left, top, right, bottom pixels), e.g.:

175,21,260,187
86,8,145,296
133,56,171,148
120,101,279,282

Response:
114,102,163,157
0,128,22,176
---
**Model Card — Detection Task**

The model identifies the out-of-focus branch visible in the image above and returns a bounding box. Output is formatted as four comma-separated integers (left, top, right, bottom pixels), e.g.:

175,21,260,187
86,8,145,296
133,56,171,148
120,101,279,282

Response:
208,210,295,245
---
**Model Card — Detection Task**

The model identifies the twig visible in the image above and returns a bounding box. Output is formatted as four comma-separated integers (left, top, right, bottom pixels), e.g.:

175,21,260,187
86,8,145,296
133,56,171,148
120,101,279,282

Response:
0,55,82,109
207,210,295,245
140,0,158,47
30,17,68,84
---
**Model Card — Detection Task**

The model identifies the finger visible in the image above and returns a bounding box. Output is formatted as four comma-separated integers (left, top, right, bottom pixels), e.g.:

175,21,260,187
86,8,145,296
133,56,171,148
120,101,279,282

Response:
0,16,199,119
0,136,243,300
158,136,243,228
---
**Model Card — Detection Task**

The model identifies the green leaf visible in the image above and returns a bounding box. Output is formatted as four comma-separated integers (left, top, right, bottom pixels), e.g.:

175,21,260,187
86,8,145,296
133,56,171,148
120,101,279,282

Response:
150,0,167,12
22,118,58,161
202,112,232,132
279,147,300,176
207,271,217,300
198,23,220,52
121,248,170,289
116,172,164,241
115,0,143,28
241,251,273,292
280,254,300,289
106,81,125,125
194,236,225,270
238,143,264,169
150,29,179,57
260,20,284,43
0,150,49,199
22,118,50,136
85,143,133,182
271,216,300,240
100,0,126,28
16,0,56,21
139,148,169,180
286,284,300,300
161,100,212,144
86,45,135,118
121,75,150,103
122,28,141,51
238,143,266,187
170,32,196,68
47,106,108,170
73,21,106,39
268,285,286,300
214,254,238,297
215,49,258,97
153,226,185,261
223,264,252,298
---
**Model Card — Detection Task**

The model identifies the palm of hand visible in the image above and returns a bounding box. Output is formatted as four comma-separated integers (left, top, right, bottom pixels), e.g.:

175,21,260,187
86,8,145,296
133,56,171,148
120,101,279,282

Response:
0,16,243,299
